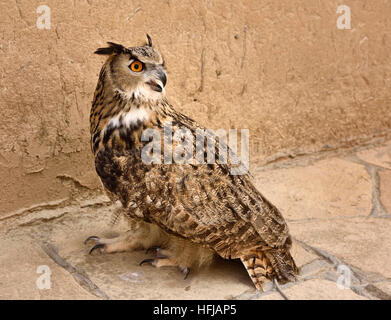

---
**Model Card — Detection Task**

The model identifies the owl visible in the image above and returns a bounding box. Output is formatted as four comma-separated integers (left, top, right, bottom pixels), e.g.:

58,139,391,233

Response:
85,35,298,291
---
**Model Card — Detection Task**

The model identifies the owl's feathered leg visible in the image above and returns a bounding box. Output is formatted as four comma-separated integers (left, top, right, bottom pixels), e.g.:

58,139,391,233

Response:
139,239,214,279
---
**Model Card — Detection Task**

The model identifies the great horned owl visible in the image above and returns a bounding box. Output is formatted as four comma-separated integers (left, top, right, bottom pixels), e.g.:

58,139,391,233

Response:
86,35,298,291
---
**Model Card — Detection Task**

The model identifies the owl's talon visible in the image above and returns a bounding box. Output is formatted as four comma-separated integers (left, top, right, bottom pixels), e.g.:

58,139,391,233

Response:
139,258,155,266
182,267,190,280
84,236,100,245
89,243,106,255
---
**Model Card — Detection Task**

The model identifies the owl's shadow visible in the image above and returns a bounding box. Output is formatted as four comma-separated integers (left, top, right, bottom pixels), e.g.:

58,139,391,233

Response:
198,256,254,288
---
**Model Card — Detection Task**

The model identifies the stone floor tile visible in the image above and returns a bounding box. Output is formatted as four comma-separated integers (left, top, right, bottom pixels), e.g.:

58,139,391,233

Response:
290,217,391,278
371,281,391,297
290,240,318,268
258,279,368,300
379,170,391,213
253,158,372,220
0,240,97,300
357,143,391,169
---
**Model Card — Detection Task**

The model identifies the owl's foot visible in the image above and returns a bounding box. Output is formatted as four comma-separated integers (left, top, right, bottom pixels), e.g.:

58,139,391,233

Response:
84,232,144,254
85,236,107,254
139,248,190,280
182,267,191,279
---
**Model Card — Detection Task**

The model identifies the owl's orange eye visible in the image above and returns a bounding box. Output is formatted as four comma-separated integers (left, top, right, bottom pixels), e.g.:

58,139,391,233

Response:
129,60,144,72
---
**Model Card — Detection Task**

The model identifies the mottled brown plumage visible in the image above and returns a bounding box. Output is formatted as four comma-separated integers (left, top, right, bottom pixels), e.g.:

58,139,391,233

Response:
86,37,298,290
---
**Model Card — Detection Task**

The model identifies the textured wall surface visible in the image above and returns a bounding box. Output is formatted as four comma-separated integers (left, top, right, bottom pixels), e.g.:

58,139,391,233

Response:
0,0,390,216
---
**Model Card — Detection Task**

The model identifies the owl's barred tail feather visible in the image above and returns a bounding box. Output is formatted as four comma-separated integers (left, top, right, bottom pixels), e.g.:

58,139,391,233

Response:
240,248,299,291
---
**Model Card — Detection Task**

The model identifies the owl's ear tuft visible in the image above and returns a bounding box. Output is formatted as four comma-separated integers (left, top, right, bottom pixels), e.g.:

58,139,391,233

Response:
146,34,152,47
94,42,126,55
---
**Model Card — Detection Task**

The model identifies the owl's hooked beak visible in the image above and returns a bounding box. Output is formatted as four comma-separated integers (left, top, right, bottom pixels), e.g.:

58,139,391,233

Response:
146,68,167,92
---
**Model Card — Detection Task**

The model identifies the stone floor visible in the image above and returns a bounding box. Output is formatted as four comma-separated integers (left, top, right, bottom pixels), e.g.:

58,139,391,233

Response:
1,140,391,300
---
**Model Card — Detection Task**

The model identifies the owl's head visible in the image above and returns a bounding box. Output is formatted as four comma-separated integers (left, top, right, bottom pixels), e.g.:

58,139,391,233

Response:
95,35,167,102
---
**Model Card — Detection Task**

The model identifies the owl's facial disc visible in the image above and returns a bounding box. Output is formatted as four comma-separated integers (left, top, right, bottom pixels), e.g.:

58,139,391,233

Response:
126,56,167,94
107,44,167,102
